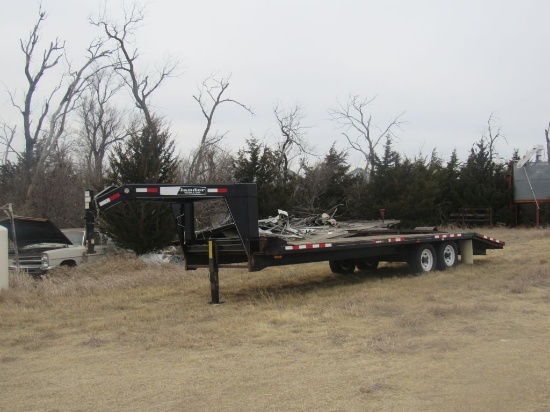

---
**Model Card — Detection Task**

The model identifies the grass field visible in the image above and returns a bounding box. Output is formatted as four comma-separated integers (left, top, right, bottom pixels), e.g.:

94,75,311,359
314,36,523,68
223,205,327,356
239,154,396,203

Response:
0,227,549,411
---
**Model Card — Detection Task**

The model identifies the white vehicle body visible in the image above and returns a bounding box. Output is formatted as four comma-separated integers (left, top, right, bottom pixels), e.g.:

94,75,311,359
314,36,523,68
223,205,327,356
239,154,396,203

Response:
40,229,114,271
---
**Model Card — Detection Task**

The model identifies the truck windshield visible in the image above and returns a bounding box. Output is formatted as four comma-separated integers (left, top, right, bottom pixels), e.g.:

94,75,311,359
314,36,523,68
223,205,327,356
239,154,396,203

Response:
61,231,83,246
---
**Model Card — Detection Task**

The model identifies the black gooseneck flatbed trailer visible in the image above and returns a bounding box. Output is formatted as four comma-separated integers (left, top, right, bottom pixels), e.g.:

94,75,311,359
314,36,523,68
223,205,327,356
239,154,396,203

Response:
85,183,505,303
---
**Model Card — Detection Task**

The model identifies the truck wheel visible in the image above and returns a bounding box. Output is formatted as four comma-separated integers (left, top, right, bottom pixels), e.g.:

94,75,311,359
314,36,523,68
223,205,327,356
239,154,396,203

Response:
408,244,436,273
436,241,458,271
329,260,356,275
357,259,379,271
60,260,77,268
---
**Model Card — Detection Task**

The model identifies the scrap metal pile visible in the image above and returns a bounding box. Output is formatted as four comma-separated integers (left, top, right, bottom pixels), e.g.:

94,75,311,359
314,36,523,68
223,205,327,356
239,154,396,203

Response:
258,209,399,240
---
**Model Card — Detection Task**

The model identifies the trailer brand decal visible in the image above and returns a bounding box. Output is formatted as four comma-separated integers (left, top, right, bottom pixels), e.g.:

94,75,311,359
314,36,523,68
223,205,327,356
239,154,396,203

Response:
98,192,120,207
157,186,228,196
178,186,208,195
285,243,332,251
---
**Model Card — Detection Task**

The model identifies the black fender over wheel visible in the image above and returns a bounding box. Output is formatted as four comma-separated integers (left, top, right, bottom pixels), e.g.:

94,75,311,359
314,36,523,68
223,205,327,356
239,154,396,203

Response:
436,241,458,271
408,244,437,273
329,260,356,274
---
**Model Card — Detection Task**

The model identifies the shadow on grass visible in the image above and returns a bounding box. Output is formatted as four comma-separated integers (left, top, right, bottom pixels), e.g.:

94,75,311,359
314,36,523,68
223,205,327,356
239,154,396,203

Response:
226,264,414,302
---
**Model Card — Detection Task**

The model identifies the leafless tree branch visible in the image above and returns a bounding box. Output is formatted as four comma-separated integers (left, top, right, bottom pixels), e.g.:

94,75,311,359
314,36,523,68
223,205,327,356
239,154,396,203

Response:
90,4,179,136
273,103,313,179
329,94,405,174
483,113,507,161
187,75,253,181
0,123,21,164
16,7,112,205
77,66,128,188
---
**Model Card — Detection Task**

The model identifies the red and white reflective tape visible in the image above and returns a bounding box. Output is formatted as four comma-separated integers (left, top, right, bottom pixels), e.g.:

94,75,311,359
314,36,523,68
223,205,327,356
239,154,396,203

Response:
371,237,406,244
207,188,228,193
481,235,503,244
135,187,159,193
98,192,121,207
434,233,462,240
285,243,332,251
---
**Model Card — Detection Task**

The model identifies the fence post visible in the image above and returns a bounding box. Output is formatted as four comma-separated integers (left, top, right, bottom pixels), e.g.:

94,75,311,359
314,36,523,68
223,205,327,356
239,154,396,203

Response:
0,226,8,291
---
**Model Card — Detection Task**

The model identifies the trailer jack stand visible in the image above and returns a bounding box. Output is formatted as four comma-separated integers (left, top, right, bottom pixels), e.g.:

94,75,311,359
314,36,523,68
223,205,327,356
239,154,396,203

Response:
208,240,224,305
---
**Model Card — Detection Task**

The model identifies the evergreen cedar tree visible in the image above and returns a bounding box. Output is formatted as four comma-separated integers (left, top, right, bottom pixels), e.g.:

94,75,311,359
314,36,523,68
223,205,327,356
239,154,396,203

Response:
100,124,178,255
0,131,523,237
233,137,514,227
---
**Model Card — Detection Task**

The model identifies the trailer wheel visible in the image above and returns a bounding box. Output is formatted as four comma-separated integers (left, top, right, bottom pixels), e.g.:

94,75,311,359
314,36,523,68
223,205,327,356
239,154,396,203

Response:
408,244,436,273
357,259,379,271
329,260,356,274
436,241,458,271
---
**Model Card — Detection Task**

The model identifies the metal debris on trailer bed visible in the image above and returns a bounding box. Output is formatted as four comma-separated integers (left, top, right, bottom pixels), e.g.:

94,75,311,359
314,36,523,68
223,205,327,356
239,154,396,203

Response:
258,209,401,241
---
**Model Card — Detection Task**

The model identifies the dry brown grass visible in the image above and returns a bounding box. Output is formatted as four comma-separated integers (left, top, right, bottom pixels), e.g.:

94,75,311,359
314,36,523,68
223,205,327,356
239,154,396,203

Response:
1,227,549,411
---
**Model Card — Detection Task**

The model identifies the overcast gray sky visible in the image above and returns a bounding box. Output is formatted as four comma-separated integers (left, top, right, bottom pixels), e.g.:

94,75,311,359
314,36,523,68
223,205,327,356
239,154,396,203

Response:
1,0,549,167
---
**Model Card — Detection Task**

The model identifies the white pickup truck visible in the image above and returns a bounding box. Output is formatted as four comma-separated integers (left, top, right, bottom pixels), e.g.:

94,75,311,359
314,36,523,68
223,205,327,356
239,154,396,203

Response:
0,216,115,276
40,228,114,272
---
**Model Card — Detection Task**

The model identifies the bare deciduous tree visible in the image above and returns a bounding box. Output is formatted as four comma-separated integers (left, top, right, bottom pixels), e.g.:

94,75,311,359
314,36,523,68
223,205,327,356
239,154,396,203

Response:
8,6,111,208
273,104,311,180
16,8,64,170
77,67,127,189
329,95,404,175
0,123,19,165
180,145,235,184
187,75,253,182
483,113,506,162
91,4,178,137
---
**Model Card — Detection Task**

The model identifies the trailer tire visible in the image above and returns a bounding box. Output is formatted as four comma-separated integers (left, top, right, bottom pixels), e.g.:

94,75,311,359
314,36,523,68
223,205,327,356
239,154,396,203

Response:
329,260,356,275
357,259,379,271
408,244,436,273
436,241,458,271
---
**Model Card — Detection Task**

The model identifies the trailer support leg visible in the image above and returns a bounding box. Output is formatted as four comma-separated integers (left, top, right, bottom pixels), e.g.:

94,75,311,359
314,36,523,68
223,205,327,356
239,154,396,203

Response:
460,239,474,264
208,240,223,304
